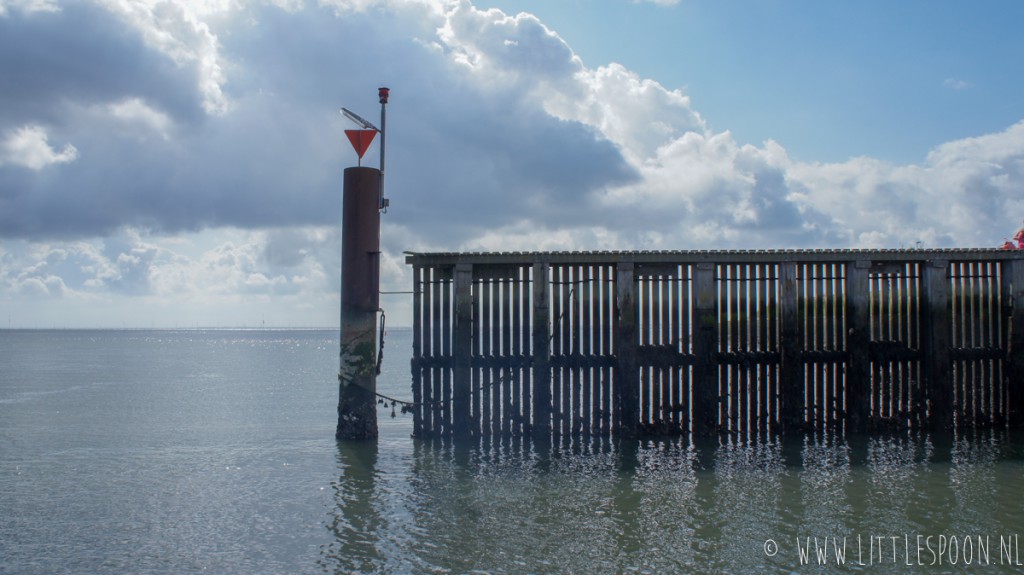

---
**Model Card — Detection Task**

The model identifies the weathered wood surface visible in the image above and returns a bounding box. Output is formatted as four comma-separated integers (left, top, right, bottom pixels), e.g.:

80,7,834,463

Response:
408,249,1024,438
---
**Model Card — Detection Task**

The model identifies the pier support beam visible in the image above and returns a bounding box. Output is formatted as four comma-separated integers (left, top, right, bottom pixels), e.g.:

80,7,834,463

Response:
693,262,718,436
1007,260,1024,427
779,262,803,431
615,261,639,437
337,167,381,440
922,260,952,431
453,263,474,438
845,261,871,433
532,263,552,438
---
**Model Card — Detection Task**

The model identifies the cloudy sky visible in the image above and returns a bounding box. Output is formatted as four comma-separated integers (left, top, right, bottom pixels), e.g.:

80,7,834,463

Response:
1,0,1023,328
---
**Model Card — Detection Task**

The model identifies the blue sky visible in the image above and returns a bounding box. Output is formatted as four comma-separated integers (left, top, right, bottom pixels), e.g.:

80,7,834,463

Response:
485,0,1024,163
1,0,1023,328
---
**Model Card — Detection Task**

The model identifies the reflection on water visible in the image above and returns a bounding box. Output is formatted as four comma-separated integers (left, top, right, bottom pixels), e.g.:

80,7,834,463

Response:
323,432,1024,575
3,330,1020,573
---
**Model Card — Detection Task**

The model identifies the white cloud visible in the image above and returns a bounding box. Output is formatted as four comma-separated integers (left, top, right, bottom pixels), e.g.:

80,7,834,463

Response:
3,0,1024,328
104,97,174,139
0,125,78,170
0,226,346,326
0,0,60,16
96,0,230,114
786,120,1024,248
943,77,970,91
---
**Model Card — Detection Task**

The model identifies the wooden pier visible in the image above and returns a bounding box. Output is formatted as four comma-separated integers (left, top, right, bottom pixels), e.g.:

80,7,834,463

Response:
406,249,1024,438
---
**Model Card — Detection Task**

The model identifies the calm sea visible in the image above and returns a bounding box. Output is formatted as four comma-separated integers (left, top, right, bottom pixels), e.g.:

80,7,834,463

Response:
1,329,1023,574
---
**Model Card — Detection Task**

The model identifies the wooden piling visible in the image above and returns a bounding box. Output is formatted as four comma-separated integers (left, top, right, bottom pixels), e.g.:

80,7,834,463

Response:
845,261,871,432
922,260,952,431
779,262,802,431
1007,260,1024,426
692,262,717,436
453,263,473,437
615,261,639,438
532,262,551,438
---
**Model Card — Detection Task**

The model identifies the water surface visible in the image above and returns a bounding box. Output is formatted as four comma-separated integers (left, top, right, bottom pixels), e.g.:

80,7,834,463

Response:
1,329,1022,574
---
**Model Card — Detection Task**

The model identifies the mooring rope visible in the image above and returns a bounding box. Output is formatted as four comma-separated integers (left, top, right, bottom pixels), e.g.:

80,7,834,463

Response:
373,287,576,417
375,309,386,376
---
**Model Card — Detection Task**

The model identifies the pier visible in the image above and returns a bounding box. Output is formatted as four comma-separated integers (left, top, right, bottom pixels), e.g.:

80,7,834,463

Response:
406,249,1024,438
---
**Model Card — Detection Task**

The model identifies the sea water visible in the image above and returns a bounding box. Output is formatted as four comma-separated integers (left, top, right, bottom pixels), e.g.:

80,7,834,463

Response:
1,329,1023,574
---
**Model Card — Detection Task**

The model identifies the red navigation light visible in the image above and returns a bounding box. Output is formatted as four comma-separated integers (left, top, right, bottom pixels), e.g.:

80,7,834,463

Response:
378,87,390,104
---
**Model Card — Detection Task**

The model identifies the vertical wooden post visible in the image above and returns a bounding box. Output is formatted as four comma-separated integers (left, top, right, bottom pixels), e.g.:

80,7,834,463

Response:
692,262,717,436
779,261,803,431
411,265,423,437
922,260,952,431
845,260,871,433
615,261,639,437
337,167,381,440
1006,259,1024,427
452,263,474,438
532,262,552,438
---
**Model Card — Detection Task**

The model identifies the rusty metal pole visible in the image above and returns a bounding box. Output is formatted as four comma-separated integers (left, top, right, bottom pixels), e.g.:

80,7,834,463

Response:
336,166,381,440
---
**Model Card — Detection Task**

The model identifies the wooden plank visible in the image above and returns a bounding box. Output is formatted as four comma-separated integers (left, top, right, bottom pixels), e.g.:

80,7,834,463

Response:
739,265,750,434
561,265,572,436
601,264,613,435
442,266,453,436
550,266,562,435
512,266,523,435
502,270,513,436
453,263,473,438
423,269,436,436
779,262,802,430
531,262,551,438
431,267,444,436
520,265,533,434
906,263,919,424
406,249,1024,268
615,261,639,437
479,274,491,435
680,264,692,433
581,264,593,434
492,273,503,436
725,265,736,433
767,264,779,429
814,264,824,427
922,260,953,431
647,273,658,427
660,273,673,430
693,262,718,436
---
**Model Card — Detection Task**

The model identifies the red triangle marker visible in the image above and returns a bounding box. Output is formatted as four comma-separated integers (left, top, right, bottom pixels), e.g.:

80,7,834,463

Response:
345,129,377,160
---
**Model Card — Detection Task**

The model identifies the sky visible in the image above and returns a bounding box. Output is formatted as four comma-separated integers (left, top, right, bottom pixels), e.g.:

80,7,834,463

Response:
1,0,1024,328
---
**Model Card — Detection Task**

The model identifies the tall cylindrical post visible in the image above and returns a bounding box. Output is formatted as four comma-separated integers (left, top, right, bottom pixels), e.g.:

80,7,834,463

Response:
337,166,381,440
378,87,389,210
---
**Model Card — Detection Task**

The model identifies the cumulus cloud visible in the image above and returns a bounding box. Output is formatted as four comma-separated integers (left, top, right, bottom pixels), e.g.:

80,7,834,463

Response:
0,125,78,170
0,0,60,16
95,0,230,114
2,0,1024,326
0,225,347,325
